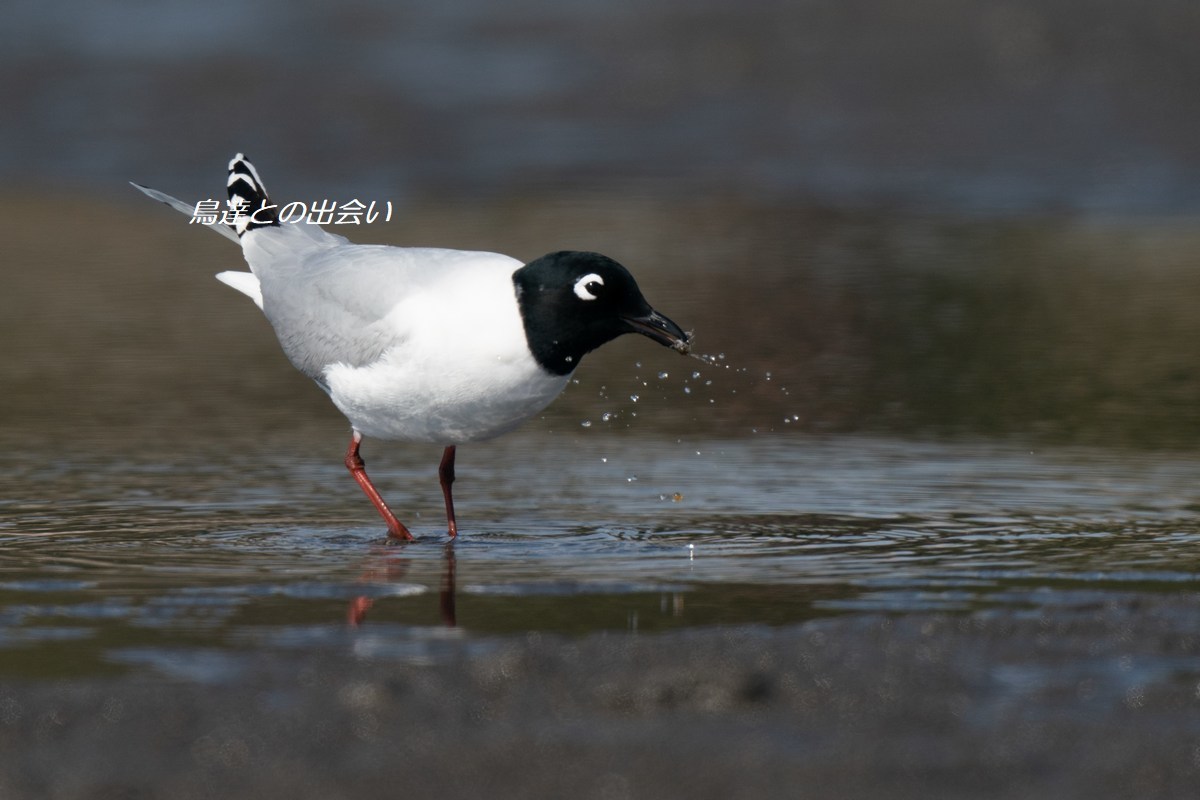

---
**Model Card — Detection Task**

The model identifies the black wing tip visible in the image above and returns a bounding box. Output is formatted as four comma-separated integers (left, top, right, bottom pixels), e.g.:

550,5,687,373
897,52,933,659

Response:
226,152,279,235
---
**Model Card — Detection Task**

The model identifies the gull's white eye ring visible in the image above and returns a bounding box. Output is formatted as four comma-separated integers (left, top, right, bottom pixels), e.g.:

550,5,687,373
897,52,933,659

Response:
574,273,604,301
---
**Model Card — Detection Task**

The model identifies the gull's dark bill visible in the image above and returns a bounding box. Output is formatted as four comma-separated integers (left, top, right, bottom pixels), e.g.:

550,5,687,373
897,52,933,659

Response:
622,309,692,354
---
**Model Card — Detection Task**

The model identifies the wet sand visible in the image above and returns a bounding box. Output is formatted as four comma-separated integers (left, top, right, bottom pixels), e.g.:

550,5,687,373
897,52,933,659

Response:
3,595,1198,799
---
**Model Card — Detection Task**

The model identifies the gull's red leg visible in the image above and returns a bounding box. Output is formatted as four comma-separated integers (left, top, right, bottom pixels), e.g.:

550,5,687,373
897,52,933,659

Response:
344,432,413,541
438,445,458,538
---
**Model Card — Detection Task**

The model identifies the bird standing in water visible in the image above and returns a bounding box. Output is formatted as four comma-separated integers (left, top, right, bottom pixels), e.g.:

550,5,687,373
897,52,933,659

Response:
134,154,691,540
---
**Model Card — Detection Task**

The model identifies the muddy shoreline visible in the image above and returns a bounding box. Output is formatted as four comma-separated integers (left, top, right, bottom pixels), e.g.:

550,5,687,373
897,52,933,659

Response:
3,596,1198,799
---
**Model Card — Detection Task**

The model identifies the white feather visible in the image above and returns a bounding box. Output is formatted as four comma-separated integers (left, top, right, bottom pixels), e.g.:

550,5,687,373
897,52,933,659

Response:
239,224,563,444
215,271,264,310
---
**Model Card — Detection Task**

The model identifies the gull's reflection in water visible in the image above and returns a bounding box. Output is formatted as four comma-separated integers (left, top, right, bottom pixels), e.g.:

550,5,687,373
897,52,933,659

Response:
348,542,456,628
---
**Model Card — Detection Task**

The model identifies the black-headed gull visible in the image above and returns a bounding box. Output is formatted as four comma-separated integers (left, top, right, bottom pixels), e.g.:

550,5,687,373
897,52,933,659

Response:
133,154,691,540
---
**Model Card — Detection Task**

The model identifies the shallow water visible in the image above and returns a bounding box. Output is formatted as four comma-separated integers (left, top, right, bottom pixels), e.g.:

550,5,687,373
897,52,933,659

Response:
3,430,1199,681
5,193,1200,687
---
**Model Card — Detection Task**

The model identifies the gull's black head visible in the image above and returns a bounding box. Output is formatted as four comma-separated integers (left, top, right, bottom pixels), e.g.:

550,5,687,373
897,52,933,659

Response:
513,251,690,376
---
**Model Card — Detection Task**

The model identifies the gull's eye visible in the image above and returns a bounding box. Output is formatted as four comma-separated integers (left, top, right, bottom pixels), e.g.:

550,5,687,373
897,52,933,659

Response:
573,272,605,301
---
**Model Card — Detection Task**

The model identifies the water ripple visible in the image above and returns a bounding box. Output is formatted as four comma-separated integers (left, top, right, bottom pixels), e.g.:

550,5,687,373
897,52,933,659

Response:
1,436,1199,678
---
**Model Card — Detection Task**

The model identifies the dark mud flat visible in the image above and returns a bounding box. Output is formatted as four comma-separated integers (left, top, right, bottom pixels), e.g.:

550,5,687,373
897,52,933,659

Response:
3,596,1199,800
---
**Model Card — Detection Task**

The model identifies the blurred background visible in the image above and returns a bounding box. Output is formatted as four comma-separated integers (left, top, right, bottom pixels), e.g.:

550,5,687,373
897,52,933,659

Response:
3,0,1200,451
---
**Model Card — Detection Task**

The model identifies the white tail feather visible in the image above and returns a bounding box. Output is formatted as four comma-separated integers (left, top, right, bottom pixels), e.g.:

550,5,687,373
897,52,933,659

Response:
215,270,264,309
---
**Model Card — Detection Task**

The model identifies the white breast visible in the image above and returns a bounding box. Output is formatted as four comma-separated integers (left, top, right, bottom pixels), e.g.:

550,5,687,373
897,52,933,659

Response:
325,349,568,443
319,257,569,444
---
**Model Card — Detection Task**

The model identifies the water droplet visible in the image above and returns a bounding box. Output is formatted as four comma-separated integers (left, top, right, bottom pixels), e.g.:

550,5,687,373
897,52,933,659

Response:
580,420,592,428
601,412,615,422
765,371,772,380
627,475,638,482
683,387,691,394
634,361,642,368
657,371,669,380
691,371,701,379
705,380,712,386
717,353,726,360
601,457,608,463
630,394,639,402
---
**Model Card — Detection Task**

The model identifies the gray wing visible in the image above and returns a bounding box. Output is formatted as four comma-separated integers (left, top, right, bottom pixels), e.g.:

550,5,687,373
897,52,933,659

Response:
252,239,519,383
130,182,241,244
